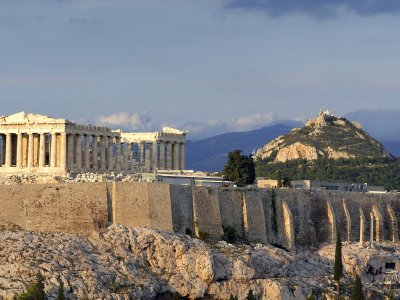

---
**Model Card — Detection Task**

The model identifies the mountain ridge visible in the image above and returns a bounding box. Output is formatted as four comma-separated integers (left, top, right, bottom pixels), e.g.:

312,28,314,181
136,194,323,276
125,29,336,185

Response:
185,124,293,172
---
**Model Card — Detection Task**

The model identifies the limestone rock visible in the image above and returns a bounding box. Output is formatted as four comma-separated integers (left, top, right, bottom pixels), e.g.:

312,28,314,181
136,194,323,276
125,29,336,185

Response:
275,142,321,162
0,226,397,299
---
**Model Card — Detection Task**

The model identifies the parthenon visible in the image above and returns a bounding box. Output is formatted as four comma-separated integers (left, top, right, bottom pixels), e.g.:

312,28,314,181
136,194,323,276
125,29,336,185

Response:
0,112,187,176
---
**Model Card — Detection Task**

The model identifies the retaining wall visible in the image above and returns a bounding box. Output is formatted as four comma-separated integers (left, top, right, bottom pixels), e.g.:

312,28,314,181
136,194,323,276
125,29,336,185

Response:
0,182,399,248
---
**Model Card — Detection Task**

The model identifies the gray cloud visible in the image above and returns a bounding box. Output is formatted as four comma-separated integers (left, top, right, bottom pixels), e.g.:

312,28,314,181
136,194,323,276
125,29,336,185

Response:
96,112,156,132
95,111,280,140
181,113,279,139
225,0,400,17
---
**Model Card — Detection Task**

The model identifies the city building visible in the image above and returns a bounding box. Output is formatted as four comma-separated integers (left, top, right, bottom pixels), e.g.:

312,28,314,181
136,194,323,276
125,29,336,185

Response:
141,171,234,187
291,180,386,193
257,178,278,189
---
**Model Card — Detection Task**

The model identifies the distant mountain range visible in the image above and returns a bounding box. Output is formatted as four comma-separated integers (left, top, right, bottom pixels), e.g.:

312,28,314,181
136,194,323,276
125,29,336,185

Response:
185,124,293,172
186,118,400,172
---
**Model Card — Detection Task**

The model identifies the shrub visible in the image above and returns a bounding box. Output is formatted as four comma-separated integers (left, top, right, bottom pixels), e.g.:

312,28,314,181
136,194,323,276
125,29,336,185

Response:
221,225,239,244
17,272,47,300
246,290,258,300
197,231,210,241
185,228,193,237
351,274,364,300
56,279,65,300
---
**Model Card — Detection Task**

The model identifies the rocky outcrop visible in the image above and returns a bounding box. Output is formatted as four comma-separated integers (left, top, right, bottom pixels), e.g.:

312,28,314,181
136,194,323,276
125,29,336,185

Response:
255,111,391,163
0,226,398,299
275,142,321,162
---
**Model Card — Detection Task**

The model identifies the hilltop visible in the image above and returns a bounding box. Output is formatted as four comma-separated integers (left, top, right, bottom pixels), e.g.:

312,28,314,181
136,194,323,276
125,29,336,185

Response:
254,111,400,189
255,111,392,163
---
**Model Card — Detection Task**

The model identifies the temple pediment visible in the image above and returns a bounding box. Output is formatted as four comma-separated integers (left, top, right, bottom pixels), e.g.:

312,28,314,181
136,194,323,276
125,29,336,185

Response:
0,112,70,125
162,127,188,135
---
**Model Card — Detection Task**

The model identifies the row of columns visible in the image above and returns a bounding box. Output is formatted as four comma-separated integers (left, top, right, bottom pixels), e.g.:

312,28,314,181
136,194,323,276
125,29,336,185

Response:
0,133,186,173
141,140,185,172
0,132,66,169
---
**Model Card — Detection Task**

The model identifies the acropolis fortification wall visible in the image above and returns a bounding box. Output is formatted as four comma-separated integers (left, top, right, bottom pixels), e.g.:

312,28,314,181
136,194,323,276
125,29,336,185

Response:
0,182,399,249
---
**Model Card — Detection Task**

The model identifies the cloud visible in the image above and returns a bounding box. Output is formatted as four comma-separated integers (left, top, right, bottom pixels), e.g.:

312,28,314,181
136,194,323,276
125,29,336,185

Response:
181,112,279,139
96,112,156,132
225,0,400,17
96,111,289,140
233,112,276,131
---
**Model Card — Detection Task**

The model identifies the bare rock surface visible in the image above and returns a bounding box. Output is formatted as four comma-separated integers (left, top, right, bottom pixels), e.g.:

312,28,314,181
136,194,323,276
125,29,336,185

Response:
0,226,398,299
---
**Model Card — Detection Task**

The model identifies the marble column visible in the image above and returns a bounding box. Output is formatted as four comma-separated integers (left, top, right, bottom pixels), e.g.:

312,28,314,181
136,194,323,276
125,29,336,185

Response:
16,133,23,168
173,142,180,170
180,143,185,170
159,141,165,170
28,133,34,168
108,137,114,171
84,135,91,169
123,143,130,171
76,134,83,169
144,147,151,172
100,136,106,170
39,133,46,168
166,142,173,170
5,133,12,167
130,143,136,171
139,142,145,171
92,135,99,170
60,133,67,170
68,134,74,169
152,141,158,171
116,137,122,171
50,133,57,168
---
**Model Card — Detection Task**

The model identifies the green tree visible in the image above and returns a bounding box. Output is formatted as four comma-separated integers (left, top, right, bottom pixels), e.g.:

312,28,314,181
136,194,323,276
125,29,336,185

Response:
277,170,282,188
246,290,257,300
17,272,47,300
223,150,255,186
282,176,291,187
351,274,364,300
334,231,343,298
56,280,65,300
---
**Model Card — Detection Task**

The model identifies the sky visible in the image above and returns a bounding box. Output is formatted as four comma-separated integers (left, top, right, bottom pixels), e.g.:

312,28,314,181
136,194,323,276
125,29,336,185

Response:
1,0,400,139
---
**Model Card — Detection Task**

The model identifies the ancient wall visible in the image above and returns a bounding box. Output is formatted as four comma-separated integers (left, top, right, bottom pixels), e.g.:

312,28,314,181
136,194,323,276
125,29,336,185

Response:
218,188,244,238
192,186,224,239
270,190,400,249
170,184,194,234
112,181,174,233
0,181,400,249
243,189,268,244
0,183,108,236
